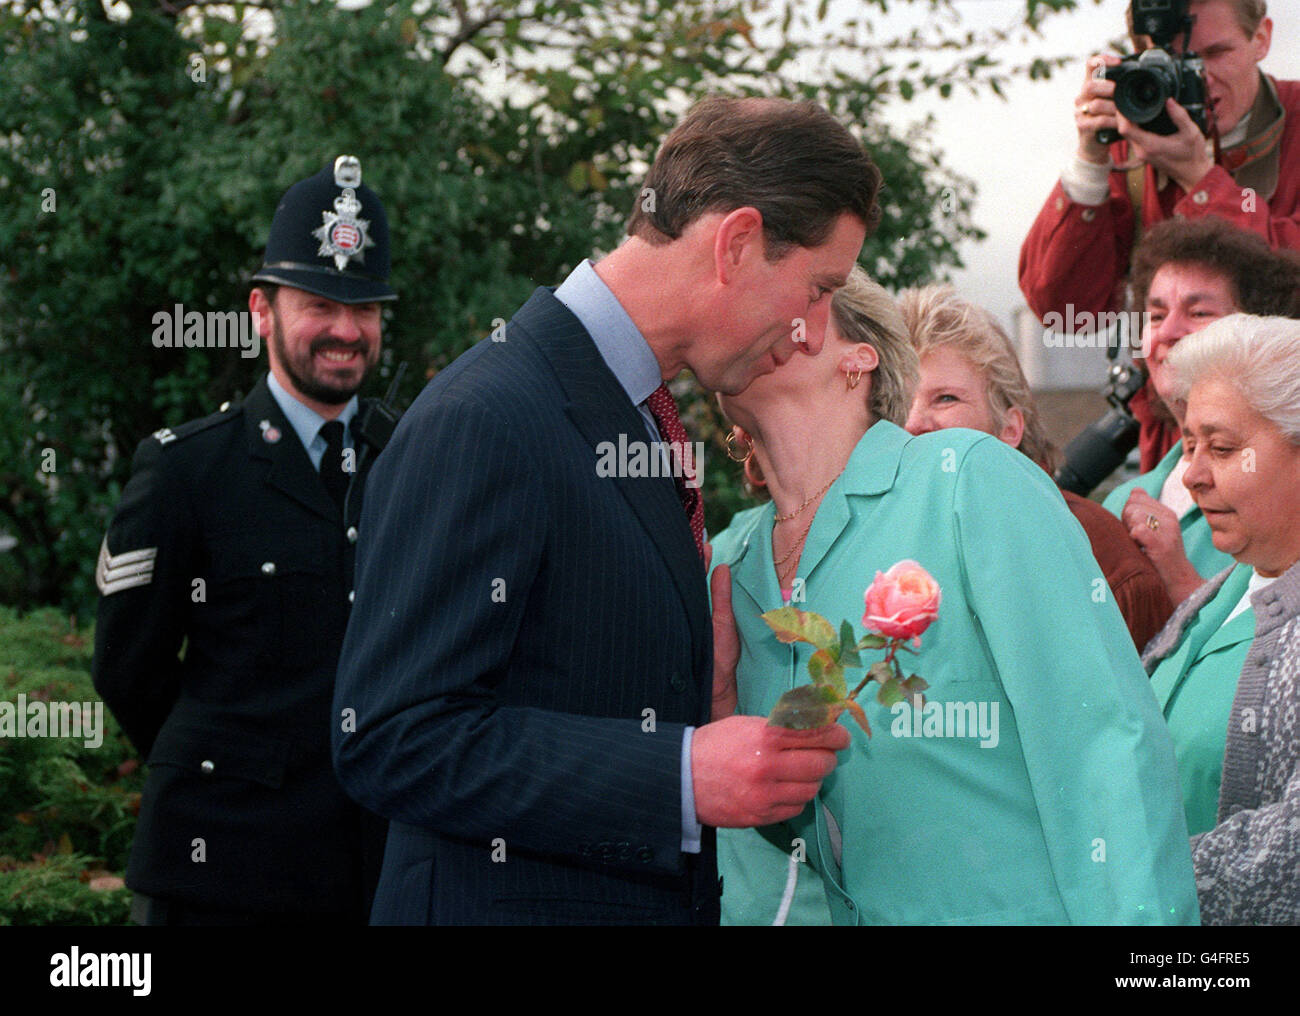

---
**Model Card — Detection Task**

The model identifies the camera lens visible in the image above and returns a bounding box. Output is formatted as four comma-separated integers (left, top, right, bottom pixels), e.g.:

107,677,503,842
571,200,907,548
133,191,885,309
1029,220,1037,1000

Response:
1115,66,1173,125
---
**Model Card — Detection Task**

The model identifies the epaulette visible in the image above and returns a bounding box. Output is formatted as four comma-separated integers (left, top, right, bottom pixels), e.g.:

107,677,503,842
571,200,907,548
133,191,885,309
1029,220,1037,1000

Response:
149,399,241,447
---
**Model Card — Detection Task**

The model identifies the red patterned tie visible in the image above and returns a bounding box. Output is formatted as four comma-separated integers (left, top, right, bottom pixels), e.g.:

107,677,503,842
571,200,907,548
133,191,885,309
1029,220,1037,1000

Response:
645,383,705,559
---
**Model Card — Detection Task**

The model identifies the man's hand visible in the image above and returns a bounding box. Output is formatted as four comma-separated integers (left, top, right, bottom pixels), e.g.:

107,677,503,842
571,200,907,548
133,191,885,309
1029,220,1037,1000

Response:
1118,99,1214,192
709,557,739,721
1122,488,1205,606
691,715,849,828
1075,54,1121,164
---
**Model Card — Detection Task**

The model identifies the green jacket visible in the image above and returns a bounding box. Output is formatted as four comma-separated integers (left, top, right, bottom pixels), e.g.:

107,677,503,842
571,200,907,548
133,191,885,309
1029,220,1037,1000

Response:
714,507,832,925
713,422,1199,925
1103,442,1234,582
1147,565,1256,836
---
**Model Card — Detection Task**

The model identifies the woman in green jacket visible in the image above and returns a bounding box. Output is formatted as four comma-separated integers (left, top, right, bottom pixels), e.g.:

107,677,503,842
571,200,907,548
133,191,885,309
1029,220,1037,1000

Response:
712,267,1198,925
1141,314,1300,924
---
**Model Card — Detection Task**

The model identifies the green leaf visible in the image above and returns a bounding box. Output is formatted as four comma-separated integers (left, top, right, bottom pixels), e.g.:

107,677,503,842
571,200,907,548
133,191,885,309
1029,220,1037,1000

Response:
876,677,906,708
808,650,846,698
857,634,888,651
761,607,837,651
867,661,894,685
901,674,930,700
768,684,844,730
566,162,589,191
837,619,861,669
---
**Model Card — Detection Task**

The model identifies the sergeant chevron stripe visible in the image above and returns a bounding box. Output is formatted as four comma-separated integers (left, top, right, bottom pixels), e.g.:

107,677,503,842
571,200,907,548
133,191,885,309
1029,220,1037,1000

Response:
95,538,157,596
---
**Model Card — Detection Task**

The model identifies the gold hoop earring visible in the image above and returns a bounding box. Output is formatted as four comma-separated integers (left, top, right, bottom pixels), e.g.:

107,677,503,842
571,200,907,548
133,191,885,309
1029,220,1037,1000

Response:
725,429,753,463
846,370,862,391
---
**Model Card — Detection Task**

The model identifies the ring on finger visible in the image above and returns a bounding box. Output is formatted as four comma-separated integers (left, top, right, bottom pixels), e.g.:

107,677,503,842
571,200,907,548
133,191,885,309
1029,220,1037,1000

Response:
1145,514,1160,531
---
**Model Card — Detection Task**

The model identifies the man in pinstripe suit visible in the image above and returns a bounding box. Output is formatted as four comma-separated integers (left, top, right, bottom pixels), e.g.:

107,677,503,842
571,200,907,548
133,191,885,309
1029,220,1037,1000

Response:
333,97,879,924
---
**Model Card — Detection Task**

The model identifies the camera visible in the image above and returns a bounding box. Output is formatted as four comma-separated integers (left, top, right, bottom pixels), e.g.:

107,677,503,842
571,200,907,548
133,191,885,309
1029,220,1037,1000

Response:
1095,0,1208,144
1054,358,1146,498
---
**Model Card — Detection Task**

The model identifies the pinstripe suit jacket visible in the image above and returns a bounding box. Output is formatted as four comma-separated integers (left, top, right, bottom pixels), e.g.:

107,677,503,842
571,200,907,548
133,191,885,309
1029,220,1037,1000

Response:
332,287,719,924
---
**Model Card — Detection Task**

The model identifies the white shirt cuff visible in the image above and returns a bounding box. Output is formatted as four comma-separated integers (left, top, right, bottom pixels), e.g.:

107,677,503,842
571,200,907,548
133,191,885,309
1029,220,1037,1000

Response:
1060,155,1111,207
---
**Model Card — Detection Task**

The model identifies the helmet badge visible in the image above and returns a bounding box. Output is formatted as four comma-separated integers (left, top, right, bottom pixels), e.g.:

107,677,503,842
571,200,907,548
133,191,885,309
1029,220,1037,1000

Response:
312,155,375,271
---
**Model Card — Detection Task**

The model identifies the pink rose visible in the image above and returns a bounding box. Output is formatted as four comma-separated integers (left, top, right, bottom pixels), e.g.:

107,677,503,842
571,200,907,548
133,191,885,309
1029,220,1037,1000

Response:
861,560,941,640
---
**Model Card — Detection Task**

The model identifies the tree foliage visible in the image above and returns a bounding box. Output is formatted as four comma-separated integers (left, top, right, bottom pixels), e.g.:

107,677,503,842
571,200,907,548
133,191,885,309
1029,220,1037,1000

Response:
0,0,1083,611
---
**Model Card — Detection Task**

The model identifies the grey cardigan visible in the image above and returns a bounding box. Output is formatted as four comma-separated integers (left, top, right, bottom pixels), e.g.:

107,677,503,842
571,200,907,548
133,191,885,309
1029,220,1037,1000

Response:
1144,557,1300,925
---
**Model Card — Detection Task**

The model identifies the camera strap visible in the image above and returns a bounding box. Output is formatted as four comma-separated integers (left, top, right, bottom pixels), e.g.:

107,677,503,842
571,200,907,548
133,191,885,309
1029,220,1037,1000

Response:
1126,165,1146,250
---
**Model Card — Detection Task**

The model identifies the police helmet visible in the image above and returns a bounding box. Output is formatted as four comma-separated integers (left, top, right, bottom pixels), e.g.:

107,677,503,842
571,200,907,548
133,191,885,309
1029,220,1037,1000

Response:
252,155,397,304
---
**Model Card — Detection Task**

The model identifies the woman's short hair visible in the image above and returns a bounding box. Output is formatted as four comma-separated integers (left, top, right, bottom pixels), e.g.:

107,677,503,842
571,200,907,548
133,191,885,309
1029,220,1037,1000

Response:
1128,218,1300,320
830,267,917,427
1168,314,1300,444
897,283,1058,471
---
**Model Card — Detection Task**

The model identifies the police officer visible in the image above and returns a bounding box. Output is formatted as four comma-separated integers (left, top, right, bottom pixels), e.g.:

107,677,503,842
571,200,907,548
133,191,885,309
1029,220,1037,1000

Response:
93,156,397,925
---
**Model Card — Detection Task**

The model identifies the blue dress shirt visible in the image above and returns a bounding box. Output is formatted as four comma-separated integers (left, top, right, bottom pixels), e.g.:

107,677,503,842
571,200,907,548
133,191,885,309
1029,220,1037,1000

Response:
266,371,359,471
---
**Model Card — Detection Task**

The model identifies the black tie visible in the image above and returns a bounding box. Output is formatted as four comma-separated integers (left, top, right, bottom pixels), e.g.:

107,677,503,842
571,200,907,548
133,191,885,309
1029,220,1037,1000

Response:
319,420,349,513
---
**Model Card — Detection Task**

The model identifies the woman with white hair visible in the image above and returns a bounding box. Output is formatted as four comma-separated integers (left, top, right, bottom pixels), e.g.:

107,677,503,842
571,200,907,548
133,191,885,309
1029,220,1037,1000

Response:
1143,313,1300,924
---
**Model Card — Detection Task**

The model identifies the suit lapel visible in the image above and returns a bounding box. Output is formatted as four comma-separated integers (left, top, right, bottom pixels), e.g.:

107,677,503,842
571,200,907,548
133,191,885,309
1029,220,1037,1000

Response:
510,289,709,653
1196,597,1257,662
727,424,908,606
244,376,337,523
798,422,908,587
1157,565,1253,707
725,508,774,610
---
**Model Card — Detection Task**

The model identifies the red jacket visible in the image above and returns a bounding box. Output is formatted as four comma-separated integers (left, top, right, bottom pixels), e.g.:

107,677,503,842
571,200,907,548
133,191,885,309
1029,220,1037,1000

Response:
1020,76,1300,470
1019,76,1300,323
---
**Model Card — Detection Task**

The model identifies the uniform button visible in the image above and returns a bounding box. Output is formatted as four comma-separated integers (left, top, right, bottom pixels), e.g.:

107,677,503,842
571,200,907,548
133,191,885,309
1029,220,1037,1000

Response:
669,674,687,692
1192,190,1209,204
1081,207,1096,222
1054,197,1065,212
346,526,358,543
261,561,276,575
348,590,355,604
219,401,231,412
1254,656,1269,667
200,760,215,775
1227,803,1244,815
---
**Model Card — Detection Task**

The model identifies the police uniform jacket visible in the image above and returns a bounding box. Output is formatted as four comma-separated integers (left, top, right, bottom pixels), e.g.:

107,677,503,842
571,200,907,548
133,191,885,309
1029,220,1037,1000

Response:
93,375,384,917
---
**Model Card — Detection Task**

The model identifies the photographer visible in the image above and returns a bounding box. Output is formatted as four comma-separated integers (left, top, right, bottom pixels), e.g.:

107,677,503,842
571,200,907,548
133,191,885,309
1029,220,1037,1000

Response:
1019,0,1299,406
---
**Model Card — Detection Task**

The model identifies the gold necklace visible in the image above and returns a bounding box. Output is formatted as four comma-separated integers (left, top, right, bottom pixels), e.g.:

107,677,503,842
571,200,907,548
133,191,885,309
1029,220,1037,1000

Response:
774,515,816,587
772,472,841,523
